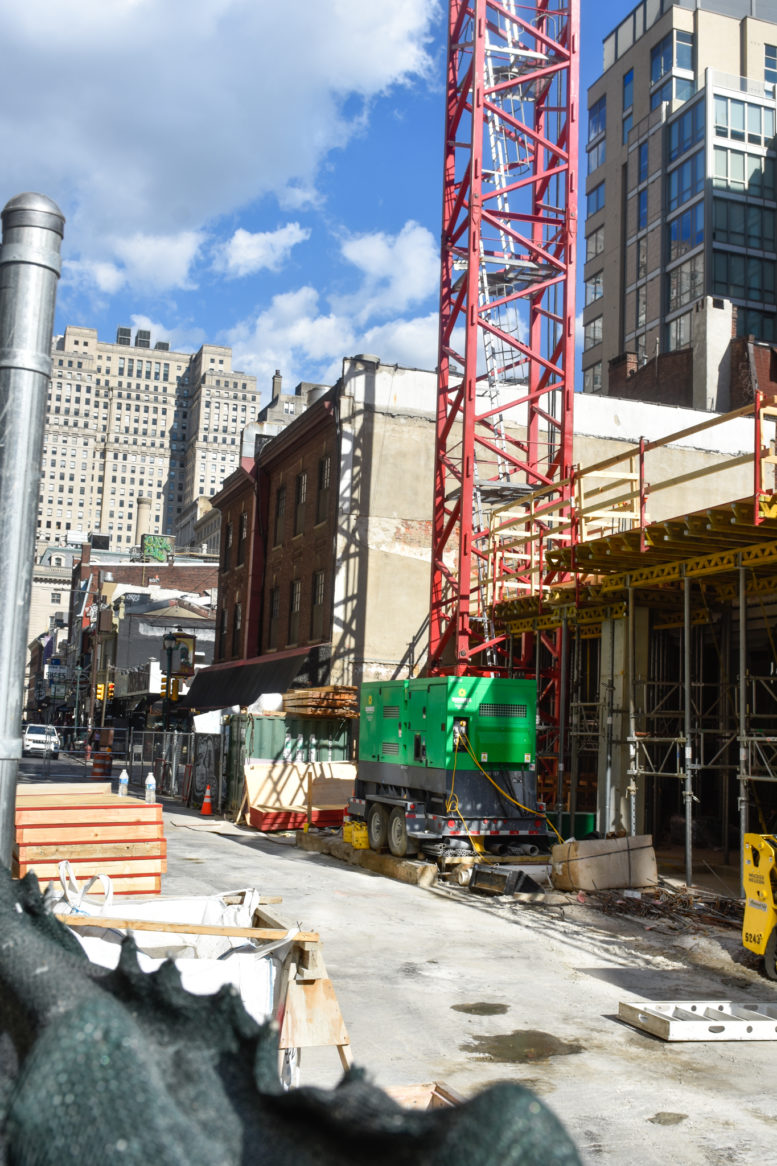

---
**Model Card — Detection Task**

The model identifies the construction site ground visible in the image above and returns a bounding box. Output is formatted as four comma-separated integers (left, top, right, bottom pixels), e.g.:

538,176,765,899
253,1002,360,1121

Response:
140,801,776,1166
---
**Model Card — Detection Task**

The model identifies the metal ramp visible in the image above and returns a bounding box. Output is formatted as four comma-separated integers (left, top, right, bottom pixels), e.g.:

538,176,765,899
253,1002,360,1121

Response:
619,999,777,1041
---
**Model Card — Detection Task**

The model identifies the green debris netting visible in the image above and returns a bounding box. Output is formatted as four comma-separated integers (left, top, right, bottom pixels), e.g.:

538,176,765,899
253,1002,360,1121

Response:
0,867,581,1165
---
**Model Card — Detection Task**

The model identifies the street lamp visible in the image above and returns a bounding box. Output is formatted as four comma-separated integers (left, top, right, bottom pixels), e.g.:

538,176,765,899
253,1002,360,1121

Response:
162,631,177,731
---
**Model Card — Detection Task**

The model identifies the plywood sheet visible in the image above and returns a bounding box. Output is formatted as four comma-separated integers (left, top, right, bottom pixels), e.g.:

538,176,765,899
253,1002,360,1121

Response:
244,761,355,813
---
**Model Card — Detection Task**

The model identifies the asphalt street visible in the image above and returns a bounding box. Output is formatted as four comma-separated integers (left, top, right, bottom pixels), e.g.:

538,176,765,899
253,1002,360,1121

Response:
15,761,777,1165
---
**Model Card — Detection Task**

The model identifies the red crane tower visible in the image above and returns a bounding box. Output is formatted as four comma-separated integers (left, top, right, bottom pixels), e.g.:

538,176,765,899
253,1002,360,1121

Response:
429,0,579,681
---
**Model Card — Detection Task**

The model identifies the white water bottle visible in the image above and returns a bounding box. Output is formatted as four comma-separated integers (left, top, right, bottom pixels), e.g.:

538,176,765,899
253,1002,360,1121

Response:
145,772,156,804
117,768,129,797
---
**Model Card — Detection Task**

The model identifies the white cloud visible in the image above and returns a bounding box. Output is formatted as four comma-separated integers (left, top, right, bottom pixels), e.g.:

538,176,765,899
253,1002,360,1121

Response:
213,224,311,278
112,231,204,291
0,1,437,284
338,221,439,322
360,312,439,370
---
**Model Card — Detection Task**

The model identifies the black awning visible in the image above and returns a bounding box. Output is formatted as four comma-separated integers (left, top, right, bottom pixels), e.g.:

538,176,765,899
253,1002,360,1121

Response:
180,646,327,711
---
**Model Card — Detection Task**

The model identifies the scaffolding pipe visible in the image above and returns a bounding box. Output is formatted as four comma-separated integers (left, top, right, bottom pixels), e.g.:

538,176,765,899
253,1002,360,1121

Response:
603,624,615,835
0,193,64,867
738,559,747,897
569,627,581,829
556,614,568,818
627,581,637,836
683,575,693,889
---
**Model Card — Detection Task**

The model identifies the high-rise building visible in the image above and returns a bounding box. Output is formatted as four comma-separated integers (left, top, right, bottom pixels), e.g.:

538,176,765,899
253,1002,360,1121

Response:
39,325,258,551
582,0,777,404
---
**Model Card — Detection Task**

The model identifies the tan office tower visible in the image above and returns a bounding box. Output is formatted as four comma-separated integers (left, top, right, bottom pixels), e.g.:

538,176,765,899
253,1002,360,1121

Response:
38,325,259,552
582,0,777,407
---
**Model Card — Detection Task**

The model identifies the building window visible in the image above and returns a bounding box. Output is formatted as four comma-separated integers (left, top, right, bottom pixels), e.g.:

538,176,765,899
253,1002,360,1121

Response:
268,586,280,650
667,202,704,261
219,605,228,656
714,147,776,199
638,143,648,184
587,138,606,174
588,95,605,142
667,150,704,210
311,569,325,640
273,485,286,545
650,33,672,84
288,579,301,644
586,226,605,262
221,521,232,570
767,45,777,86
50,592,61,604
636,285,647,329
622,111,633,145
667,312,691,352
667,253,704,311
736,308,776,344
637,189,648,230
714,97,775,147
583,317,602,351
583,362,602,394
232,602,242,655
585,272,603,306
669,100,705,162
622,68,633,112
294,471,307,535
713,199,775,251
637,237,647,280
651,29,692,86
587,181,605,217
236,510,248,565
316,454,331,524
713,252,775,303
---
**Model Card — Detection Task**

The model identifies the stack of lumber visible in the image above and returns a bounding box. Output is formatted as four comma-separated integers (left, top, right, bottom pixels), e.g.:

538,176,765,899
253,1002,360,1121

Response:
14,784,166,895
282,686,360,719
243,761,355,832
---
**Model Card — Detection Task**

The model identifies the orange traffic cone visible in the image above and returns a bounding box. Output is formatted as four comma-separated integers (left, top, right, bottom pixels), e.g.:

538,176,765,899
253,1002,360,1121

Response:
200,785,213,816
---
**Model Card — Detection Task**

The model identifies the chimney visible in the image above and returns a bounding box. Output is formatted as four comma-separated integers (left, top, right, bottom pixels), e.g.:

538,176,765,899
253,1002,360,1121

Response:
135,496,152,544
271,369,282,400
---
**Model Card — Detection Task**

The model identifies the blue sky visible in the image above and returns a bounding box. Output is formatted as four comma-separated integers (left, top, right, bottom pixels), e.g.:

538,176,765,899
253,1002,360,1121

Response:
0,1,616,402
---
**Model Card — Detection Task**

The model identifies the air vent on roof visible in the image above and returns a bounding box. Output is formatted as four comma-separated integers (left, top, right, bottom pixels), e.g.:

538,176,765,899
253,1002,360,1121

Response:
116,327,131,346
135,329,151,349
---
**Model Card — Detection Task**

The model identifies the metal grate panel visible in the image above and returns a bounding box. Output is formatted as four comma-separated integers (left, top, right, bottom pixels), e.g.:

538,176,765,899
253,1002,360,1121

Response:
479,702,527,719
381,741,400,755
383,705,400,718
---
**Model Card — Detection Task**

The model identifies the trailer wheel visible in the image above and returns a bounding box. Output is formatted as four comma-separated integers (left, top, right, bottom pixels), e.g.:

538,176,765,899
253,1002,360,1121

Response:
388,807,409,857
367,803,389,852
764,929,777,981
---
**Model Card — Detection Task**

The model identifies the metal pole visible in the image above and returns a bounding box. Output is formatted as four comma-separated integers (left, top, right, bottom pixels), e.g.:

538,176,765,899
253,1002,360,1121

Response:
556,614,568,822
0,193,64,867
627,581,637,836
683,574,693,890
738,560,748,898
164,645,173,731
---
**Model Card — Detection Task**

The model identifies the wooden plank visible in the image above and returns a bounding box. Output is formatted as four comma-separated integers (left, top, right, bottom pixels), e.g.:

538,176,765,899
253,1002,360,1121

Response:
279,977,351,1050
15,805,162,826
16,824,164,843
16,783,113,797
36,876,162,895
56,915,319,942
16,856,167,878
14,840,168,861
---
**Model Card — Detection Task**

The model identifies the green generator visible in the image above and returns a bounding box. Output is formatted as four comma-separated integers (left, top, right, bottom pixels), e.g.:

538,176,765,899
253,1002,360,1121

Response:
350,676,545,856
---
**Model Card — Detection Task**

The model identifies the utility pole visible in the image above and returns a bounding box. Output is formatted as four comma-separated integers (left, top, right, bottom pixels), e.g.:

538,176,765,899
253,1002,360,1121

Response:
0,194,64,866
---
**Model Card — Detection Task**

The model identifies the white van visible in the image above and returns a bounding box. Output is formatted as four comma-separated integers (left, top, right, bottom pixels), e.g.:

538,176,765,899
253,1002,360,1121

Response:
22,725,60,758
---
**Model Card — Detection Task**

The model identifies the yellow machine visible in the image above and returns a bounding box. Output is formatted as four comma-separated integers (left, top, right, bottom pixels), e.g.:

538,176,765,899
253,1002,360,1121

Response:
742,833,777,979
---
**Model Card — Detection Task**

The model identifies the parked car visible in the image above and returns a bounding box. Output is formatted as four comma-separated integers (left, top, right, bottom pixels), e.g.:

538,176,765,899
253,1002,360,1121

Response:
22,725,60,758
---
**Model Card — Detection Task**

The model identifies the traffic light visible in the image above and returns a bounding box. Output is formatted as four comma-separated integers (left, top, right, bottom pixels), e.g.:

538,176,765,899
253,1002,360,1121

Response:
96,683,105,702
107,682,115,699
171,678,179,702
160,676,168,697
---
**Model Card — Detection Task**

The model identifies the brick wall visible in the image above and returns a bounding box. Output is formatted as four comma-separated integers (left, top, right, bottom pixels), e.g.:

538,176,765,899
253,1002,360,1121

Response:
608,348,693,407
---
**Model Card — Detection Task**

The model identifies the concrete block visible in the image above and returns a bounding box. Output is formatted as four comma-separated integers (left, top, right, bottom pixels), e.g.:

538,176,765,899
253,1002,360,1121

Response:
550,834,658,892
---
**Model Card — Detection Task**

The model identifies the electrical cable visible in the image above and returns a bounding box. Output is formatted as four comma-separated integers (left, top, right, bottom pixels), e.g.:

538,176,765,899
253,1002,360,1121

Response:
460,731,564,844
